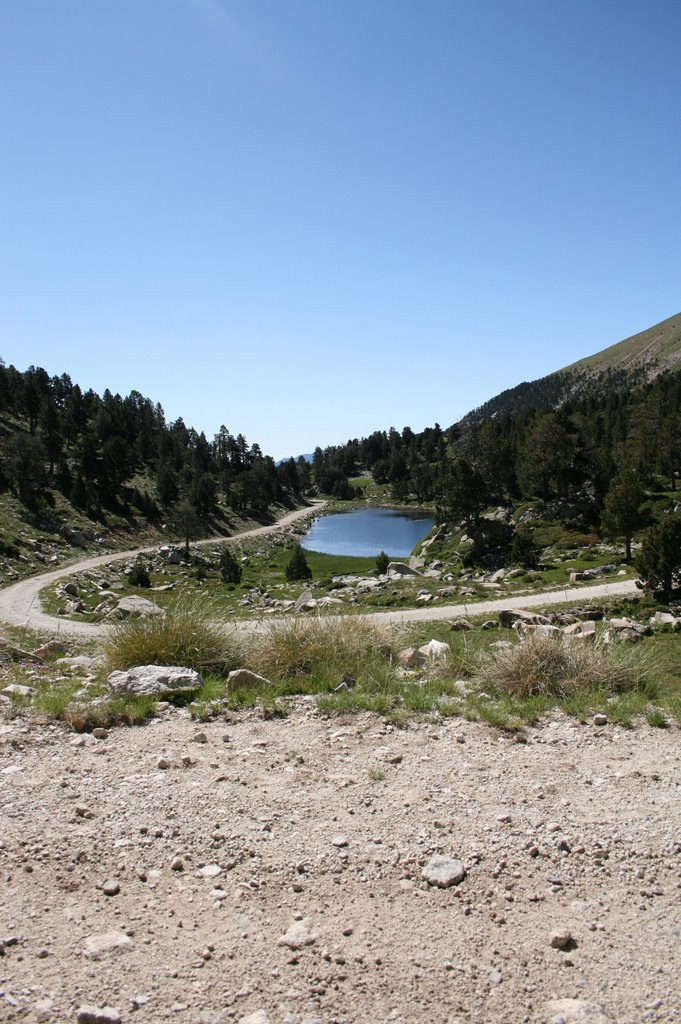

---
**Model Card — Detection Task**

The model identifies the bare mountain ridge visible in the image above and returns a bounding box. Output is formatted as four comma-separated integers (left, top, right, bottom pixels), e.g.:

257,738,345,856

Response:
462,311,681,425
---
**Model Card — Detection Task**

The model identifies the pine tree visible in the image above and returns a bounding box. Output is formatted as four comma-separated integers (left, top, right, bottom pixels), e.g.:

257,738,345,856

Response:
285,543,312,581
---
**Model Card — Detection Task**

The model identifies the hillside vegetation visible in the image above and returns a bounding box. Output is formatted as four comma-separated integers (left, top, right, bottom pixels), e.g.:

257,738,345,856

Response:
0,362,309,584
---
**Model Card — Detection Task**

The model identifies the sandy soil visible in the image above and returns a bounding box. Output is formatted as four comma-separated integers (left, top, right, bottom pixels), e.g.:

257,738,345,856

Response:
1,702,679,1024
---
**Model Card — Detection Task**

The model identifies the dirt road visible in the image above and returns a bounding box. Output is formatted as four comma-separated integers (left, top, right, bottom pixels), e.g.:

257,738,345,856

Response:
0,512,640,640
0,504,324,640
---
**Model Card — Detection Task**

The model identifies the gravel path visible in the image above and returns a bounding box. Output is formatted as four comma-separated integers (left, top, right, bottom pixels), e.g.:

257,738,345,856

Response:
0,504,325,640
1,704,679,1024
0,511,639,640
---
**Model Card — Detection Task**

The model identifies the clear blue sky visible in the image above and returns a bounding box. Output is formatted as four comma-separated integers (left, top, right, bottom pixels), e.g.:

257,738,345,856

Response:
1,0,679,459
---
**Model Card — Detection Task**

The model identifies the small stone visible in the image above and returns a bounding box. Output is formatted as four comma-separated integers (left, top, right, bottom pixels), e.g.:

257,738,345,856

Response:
422,854,466,888
157,758,171,770
331,835,349,848
593,714,608,727
75,805,94,819
549,929,574,949
192,731,208,744
239,1013,271,1024
488,969,503,985
102,879,120,896
545,998,613,1023
77,1008,122,1024
170,856,184,872
83,930,133,960
92,728,108,740
278,919,317,950
198,863,222,878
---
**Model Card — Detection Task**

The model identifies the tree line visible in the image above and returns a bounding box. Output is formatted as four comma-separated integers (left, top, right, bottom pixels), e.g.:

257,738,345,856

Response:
0,362,308,522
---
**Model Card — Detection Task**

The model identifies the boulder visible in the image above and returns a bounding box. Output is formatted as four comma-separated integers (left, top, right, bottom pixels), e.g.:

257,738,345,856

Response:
418,639,450,662
107,665,203,697
0,639,42,663
387,561,423,577
113,595,165,619
563,620,596,640
609,617,648,636
499,608,551,628
398,646,422,669
31,640,66,661
517,623,562,639
294,588,315,611
227,669,271,690
449,618,474,631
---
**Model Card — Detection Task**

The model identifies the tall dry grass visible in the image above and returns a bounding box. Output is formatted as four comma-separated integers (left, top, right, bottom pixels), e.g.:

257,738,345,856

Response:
248,615,397,685
102,599,244,678
475,632,653,699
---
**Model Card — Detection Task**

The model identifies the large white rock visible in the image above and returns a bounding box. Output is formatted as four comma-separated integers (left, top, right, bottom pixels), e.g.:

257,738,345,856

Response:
113,596,165,618
499,608,551,628
418,639,450,662
107,665,203,697
387,561,423,577
227,669,271,690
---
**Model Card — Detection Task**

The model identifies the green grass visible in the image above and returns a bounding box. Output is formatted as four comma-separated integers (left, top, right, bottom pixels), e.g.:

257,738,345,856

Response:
4,597,681,733
102,598,244,678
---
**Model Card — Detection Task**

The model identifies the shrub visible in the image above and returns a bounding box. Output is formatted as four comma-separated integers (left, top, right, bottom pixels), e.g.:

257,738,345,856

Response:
249,616,396,684
511,526,540,568
103,599,244,678
219,547,243,584
285,544,312,581
635,513,681,599
474,632,652,699
128,563,151,588
375,550,389,574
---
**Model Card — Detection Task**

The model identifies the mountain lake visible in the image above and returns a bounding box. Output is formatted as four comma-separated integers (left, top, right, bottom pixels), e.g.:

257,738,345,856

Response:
299,507,435,558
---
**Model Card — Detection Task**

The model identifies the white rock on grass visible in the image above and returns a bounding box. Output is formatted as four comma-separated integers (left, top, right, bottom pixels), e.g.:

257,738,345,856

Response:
227,669,272,690
418,639,450,662
107,665,203,697
112,595,165,618
421,854,466,888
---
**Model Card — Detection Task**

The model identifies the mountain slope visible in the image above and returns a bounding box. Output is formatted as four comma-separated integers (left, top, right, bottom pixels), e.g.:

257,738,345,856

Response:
463,311,681,425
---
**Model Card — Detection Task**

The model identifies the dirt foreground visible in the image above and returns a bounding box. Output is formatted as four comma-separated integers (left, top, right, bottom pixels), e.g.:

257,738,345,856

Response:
1,702,679,1024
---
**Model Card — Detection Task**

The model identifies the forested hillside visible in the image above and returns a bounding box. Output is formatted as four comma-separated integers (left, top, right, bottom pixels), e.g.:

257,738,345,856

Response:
0,362,308,564
310,332,681,526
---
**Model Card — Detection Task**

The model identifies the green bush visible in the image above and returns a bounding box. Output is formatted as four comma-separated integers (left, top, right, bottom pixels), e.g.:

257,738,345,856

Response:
635,513,681,599
128,563,151,588
285,544,312,581
219,547,243,584
375,550,389,574
511,525,540,568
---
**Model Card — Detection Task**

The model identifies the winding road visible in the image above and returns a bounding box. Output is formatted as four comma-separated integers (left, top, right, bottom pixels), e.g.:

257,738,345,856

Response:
0,503,640,641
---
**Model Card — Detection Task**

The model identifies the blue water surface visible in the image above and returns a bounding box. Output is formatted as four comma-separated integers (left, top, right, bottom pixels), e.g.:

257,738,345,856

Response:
299,507,434,558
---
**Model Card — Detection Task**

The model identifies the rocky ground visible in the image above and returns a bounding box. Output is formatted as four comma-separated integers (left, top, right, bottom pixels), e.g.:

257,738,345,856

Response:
1,704,679,1024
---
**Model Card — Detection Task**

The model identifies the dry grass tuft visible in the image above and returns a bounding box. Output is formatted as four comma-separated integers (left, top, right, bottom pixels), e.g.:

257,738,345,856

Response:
102,599,243,678
475,633,652,699
248,615,396,682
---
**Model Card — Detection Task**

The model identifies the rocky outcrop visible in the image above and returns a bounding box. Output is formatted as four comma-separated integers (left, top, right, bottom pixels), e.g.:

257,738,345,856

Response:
107,665,203,697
